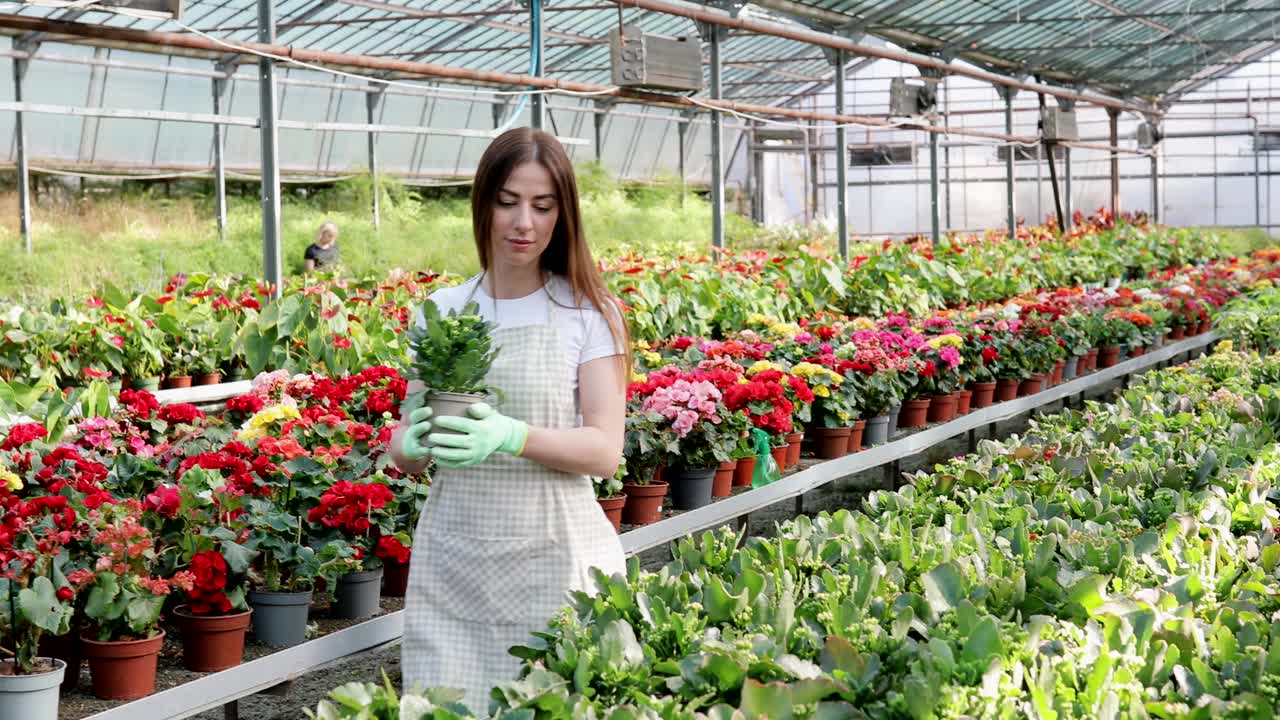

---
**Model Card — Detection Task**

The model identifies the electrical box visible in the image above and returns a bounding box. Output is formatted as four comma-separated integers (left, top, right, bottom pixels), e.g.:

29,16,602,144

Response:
1136,122,1162,148
888,78,938,117
610,25,703,93
1040,107,1079,142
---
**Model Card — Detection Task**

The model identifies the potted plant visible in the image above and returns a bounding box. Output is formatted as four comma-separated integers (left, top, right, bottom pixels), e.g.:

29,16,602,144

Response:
796,361,853,459
307,478,396,620
79,505,171,700
593,466,627,533
161,472,259,673
162,336,197,389
635,377,735,511
376,471,427,598
406,300,500,430
0,482,76,720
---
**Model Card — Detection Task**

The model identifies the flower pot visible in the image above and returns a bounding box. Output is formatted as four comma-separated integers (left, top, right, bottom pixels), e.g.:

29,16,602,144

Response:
131,377,161,392
1084,348,1100,372
846,419,867,453
0,658,65,720
1063,357,1080,381
785,432,804,468
173,606,252,672
1170,326,1185,341
81,630,164,700
995,379,1020,402
1198,320,1212,335
886,404,903,437
955,390,973,416
668,466,716,511
969,381,996,409
163,375,193,389
597,494,626,532
863,414,891,446
229,368,248,382
196,372,223,386
36,632,79,690
381,558,410,597
426,391,486,437
1128,345,1146,358
248,590,311,647
926,394,957,424
898,399,931,429
621,481,667,526
1052,361,1065,386
1097,345,1122,369
770,445,789,471
733,456,756,487
712,460,736,498
1018,374,1045,397
332,567,384,620
812,427,852,460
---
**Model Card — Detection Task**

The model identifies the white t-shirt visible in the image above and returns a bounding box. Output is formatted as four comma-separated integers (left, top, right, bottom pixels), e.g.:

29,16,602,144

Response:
419,275,623,410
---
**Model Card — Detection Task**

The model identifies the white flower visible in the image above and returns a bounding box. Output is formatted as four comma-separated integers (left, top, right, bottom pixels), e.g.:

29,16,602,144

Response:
1001,302,1020,319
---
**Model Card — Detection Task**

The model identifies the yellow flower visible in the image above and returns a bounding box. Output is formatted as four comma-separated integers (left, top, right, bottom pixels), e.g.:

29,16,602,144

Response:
768,322,801,338
631,372,648,384
926,333,964,349
813,385,831,398
633,340,653,351
1215,340,1234,354
746,313,774,326
642,351,662,365
243,404,301,435
0,469,21,491
850,317,877,331
747,360,782,375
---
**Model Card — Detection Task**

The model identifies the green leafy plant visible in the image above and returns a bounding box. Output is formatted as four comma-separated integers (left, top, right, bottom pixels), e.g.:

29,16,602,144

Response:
407,300,500,396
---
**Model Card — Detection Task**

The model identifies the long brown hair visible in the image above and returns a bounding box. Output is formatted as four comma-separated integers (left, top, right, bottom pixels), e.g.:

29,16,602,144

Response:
472,128,631,381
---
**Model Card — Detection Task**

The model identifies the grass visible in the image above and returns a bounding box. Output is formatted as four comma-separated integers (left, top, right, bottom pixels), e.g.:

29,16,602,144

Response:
0,166,751,304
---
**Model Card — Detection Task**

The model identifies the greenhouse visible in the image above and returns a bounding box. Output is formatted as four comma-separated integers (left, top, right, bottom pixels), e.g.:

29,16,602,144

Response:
3,1,1280,719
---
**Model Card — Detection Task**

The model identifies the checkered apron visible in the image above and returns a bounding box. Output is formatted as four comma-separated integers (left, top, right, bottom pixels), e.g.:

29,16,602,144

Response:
401,286,626,715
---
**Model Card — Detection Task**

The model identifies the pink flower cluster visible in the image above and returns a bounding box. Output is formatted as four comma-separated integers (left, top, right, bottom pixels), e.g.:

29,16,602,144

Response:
938,346,963,370
641,379,723,438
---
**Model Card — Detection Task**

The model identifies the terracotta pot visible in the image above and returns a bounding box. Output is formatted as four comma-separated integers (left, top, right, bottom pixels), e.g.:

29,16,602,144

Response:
955,389,973,415
846,419,866,453
733,456,756,487
1129,345,1146,357
969,381,996,409
597,494,626,533
36,632,80,690
174,606,252,673
712,461,736,498
1169,326,1186,341
1052,360,1065,386
785,432,804,468
381,558,410,597
995,379,1020,402
81,630,164,700
1018,374,1045,397
1198,320,1212,335
652,465,666,484
195,372,223,386
1084,348,1100,371
163,375,193,389
898,398,931,429
621,481,667,525
926,394,957,424
1097,345,1122,368
811,427,852,460
770,445,789,471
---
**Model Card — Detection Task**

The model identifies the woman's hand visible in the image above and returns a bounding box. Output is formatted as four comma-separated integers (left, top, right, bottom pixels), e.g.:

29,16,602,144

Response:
428,404,529,468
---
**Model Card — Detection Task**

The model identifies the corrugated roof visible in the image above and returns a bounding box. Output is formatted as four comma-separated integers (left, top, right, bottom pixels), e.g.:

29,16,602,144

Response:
1,0,1277,107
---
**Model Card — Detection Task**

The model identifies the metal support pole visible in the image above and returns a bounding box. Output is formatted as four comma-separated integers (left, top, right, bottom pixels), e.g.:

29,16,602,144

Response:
366,86,382,232
833,48,848,260
929,128,940,242
677,116,688,207
707,24,725,250
13,49,31,255
795,494,803,515
529,0,543,130
1149,145,1159,223
1109,109,1120,216
999,86,1017,237
212,73,228,242
1063,146,1072,231
593,105,606,161
258,0,283,299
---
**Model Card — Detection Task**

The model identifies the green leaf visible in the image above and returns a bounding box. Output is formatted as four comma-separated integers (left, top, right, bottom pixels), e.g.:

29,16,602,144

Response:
960,616,1003,666
220,539,257,575
17,576,72,634
740,679,794,720
921,562,965,615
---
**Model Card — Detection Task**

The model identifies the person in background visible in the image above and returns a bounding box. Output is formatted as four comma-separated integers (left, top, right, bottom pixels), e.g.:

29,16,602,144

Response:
304,221,340,272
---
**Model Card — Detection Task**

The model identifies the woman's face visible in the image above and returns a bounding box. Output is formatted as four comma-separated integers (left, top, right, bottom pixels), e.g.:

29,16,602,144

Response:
490,161,559,271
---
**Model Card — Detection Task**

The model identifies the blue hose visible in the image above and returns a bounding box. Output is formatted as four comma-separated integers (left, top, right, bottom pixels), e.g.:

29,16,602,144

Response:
493,0,539,133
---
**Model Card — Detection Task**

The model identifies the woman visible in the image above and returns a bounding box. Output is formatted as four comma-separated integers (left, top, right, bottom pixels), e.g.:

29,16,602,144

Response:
390,128,629,714
304,221,340,272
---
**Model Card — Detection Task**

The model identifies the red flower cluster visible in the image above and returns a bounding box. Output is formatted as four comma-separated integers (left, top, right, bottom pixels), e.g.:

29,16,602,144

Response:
35,447,114,508
375,535,411,564
724,370,794,436
226,394,265,416
186,549,234,615
178,445,276,496
119,389,160,418
158,403,205,425
144,484,181,518
307,481,394,534
1,422,47,451
981,347,1000,364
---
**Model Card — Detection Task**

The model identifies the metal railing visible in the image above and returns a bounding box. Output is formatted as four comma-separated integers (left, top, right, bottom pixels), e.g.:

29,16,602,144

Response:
80,331,1218,720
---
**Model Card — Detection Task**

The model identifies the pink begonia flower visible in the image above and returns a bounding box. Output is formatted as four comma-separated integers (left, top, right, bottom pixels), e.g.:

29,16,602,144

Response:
128,436,156,458
939,347,963,370
672,410,696,437
795,332,815,344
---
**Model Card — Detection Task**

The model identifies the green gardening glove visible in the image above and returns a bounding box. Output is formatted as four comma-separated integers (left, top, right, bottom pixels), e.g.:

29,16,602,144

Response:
428,403,529,468
398,406,434,461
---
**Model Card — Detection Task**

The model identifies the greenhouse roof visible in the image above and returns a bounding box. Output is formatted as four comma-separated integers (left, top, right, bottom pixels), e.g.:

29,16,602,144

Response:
0,0,1277,110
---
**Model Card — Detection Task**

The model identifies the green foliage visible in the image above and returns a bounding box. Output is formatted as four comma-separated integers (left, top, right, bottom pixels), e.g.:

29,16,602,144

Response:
408,300,500,395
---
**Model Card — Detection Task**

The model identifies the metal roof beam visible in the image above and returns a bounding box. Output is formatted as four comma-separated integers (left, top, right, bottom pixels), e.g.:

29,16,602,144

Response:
333,0,595,44
1083,0,1241,66
939,0,1060,55
1162,43,1280,103
874,7,1280,30
1113,17,1279,96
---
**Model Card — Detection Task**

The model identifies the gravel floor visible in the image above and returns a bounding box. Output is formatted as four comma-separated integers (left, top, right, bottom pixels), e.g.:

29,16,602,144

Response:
61,375,1137,720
